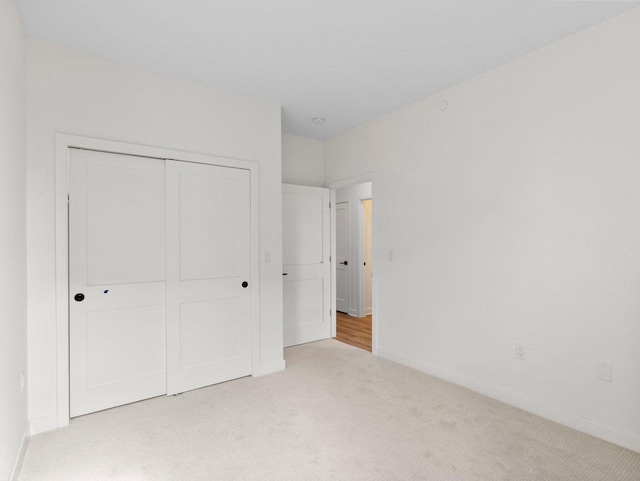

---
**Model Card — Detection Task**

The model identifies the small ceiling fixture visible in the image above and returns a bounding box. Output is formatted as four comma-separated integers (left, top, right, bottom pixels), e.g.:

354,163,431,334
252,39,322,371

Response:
312,117,326,125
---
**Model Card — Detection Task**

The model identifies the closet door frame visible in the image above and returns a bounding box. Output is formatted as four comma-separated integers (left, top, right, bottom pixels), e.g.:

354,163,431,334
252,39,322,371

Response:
54,133,260,429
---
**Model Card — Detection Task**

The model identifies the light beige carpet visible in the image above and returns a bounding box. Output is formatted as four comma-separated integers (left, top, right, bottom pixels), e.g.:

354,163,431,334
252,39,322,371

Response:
18,340,640,480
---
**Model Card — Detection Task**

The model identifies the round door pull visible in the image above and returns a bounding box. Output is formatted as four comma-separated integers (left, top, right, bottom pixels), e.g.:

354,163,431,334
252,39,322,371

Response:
74,293,85,302
242,281,249,288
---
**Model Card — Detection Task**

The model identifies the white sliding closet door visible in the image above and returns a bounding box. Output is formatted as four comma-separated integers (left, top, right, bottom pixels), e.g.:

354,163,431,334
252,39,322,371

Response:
69,149,167,418
70,149,254,417
165,160,252,395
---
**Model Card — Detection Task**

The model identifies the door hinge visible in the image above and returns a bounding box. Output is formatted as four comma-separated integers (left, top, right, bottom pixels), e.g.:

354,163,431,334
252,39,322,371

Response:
329,255,332,262
329,201,331,209
67,194,70,203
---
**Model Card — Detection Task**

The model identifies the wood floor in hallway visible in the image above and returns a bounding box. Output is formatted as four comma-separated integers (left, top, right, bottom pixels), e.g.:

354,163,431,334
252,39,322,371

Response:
335,311,372,352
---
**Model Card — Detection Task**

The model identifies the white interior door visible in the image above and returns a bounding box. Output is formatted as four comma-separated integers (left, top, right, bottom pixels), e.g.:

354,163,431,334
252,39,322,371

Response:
69,149,166,418
363,199,373,315
335,201,351,314
166,160,252,395
282,184,331,347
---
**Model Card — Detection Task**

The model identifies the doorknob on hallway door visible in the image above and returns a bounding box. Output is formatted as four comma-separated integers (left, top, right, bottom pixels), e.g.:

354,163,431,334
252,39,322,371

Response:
242,281,248,288
340,261,348,266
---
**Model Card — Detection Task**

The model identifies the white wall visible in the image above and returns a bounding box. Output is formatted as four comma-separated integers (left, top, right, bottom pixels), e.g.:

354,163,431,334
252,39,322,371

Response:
325,8,640,451
282,133,325,187
0,1,28,478
26,39,284,431
336,182,372,317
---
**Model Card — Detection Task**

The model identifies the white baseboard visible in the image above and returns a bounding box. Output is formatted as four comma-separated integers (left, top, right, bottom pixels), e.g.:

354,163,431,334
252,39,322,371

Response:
9,424,29,481
256,359,286,377
376,348,640,453
29,414,58,436
365,307,372,316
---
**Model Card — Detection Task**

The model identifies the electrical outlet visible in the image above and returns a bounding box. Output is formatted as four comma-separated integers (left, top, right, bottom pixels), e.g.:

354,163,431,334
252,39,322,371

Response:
264,250,272,264
388,250,394,261
596,362,612,382
515,342,527,360
20,371,25,394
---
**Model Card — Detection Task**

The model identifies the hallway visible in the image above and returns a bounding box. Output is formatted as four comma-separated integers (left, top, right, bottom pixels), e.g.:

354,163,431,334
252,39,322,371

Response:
335,312,372,352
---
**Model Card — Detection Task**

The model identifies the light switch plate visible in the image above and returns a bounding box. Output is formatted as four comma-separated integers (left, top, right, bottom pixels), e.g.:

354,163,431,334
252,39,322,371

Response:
596,362,612,382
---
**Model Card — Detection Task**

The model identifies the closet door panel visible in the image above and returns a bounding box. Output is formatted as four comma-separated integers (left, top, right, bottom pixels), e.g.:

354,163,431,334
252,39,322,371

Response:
165,160,252,395
69,149,166,418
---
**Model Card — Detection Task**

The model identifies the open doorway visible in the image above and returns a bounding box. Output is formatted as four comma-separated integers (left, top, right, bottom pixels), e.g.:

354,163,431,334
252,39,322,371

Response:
333,181,373,352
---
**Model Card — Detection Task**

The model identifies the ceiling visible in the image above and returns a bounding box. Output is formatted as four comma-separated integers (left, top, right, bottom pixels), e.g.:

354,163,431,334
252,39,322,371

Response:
17,0,639,139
